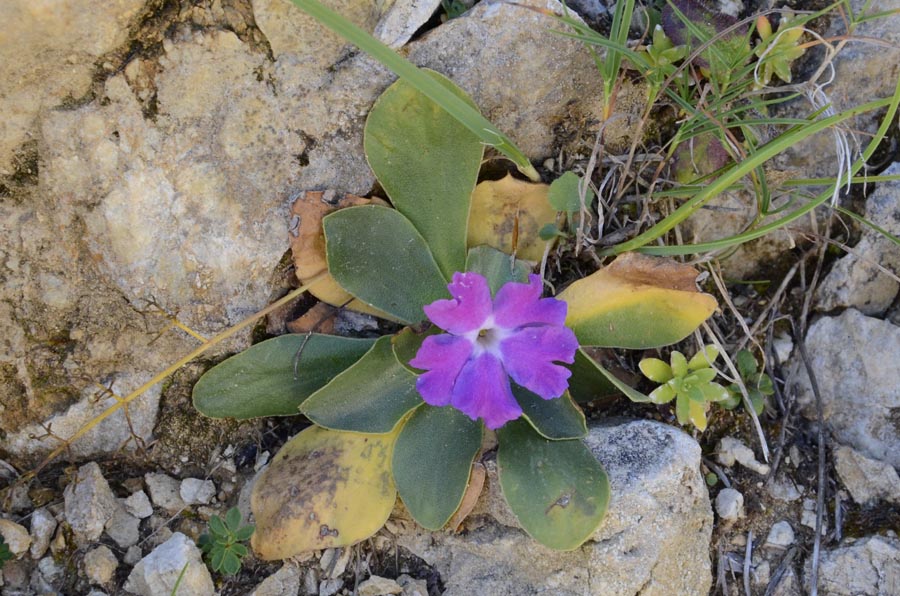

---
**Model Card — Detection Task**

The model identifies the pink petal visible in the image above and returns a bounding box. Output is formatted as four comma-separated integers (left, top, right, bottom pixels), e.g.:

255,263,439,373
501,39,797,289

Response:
451,352,522,429
500,325,578,399
493,274,567,329
409,335,474,406
423,272,493,334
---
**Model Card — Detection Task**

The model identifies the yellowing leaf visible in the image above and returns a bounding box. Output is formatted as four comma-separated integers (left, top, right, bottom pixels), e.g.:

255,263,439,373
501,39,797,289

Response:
250,426,398,560
559,253,717,348
467,174,556,262
290,190,393,319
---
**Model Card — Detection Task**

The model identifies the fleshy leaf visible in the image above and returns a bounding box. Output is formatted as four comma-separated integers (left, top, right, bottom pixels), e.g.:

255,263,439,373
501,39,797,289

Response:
688,345,720,370
581,349,652,403
250,426,398,559
324,205,449,324
559,253,717,348
671,351,688,378
392,405,483,530
391,326,442,374
548,171,593,216
639,357,673,383
301,336,422,433
365,70,484,279
465,245,531,296
514,386,587,440
467,174,557,262
566,348,618,404
192,334,375,419
497,420,610,551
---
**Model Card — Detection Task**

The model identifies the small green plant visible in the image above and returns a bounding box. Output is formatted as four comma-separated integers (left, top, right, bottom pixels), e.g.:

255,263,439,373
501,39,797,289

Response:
440,0,468,20
639,345,730,431
753,13,806,88
198,507,254,576
720,349,774,415
0,535,13,568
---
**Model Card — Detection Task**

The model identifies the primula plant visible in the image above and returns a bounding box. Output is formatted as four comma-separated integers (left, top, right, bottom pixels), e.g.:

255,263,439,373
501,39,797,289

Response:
721,349,775,415
198,507,255,576
192,71,718,556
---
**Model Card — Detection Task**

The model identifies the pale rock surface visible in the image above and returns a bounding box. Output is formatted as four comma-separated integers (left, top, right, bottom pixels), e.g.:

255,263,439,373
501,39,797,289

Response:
833,444,900,505
792,309,900,467
396,420,713,595
105,506,141,548
145,472,186,513
357,575,403,596
817,162,900,314
83,545,118,585
123,490,154,519
250,562,302,596
0,0,145,174
0,519,31,557
716,436,770,475
804,535,900,595
397,574,428,596
124,532,214,596
715,488,745,521
180,478,216,505
28,508,57,559
63,462,119,546
765,521,795,549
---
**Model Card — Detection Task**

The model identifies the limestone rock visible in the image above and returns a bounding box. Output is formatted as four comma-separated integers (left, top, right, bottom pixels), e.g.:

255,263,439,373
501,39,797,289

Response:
765,521,795,549
0,519,31,557
83,545,118,585
124,532,215,596
28,508,57,559
105,506,141,548
817,162,900,314
357,575,403,596
396,420,713,595
180,478,216,506
145,473,185,514
715,488,745,521
250,563,302,596
804,535,900,595
792,309,900,467
123,490,154,519
0,0,145,174
833,444,900,505
63,462,119,546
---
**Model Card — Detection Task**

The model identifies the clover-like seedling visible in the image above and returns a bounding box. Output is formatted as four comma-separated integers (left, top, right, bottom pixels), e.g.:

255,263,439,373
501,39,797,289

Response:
720,349,774,415
635,25,688,100
754,13,806,87
198,507,255,576
639,345,730,431
0,535,13,568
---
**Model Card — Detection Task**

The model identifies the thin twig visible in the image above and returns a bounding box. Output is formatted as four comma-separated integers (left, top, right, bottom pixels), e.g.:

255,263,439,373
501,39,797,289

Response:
743,530,753,596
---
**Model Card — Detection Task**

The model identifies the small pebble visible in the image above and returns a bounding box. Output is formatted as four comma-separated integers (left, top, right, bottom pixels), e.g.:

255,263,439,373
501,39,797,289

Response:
319,578,343,596
83,545,118,585
0,519,31,556
765,521,795,548
715,488,744,521
123,490,154,519
180,478,216,505
358,575,403,596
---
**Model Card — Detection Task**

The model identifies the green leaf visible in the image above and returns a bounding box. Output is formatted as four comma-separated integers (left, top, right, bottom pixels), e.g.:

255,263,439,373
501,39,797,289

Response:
365,70,484,279
301,336,423,433
514,386,586,440
687,368,718,385
675,394,690,425
465,245,531,296
391,326,441,374
734,349,757,377
639,358,673,383
210,547,225,571
649,384,676,404
392,405,483,530
688,345,720,371
498,420,609,551
670,351,688,378
224,507,242,532
192,334,375,419
324,205,449,325
548,171,593,215
221,551,242,575
566,349,618,404
208,516,226,537
234,525,255,542
582,351,652,403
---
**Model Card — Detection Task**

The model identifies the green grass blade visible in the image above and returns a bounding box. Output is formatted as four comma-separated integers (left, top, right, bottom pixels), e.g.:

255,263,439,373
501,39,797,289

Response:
287,0,540,181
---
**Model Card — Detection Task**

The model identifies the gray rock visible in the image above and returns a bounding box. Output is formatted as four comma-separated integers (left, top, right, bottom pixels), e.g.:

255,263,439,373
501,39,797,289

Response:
716,436,771,475
769,567,802,596
180,478,216,506
145,472,186,514
804,535,900,595
801,498,827,535
765,521,795,549
63,462,119,546
34,556,64,592
0,0,144,173
124,532,215,596
396,574,428,596
715,488,745,521
319,547,350,579
834,444,900,505
29,507,57,559
123,490,154,519
357,575,403,596
563,0,608,22
408,0,641,158
396,420,712,595
767,476,804,502
250,563,302,596
817,162,900,314
83,545,118,585
792,309,900,467
0,519,31,557
105,506,141,548
124,545,143,566
303,569,320,596
319,578,344,596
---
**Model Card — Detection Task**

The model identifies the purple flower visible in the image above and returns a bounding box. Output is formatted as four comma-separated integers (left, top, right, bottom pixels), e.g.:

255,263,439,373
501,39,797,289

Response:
409,272,579,429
